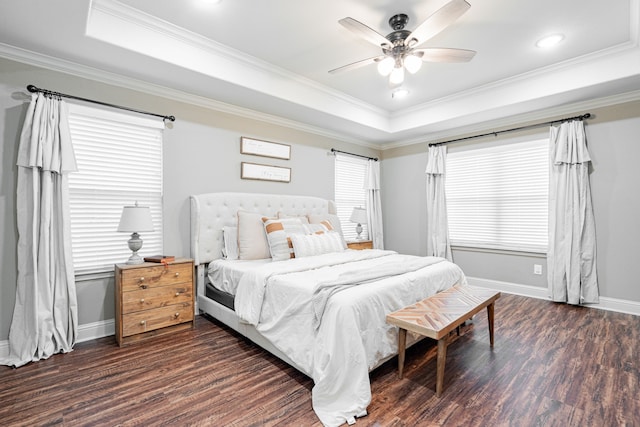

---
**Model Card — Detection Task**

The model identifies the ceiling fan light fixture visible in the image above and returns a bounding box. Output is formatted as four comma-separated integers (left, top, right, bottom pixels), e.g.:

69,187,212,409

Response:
404,54,422,74
389,66,405,85
377,57,395,76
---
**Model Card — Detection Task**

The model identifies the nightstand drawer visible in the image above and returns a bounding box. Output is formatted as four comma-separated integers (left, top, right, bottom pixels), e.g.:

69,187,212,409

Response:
120,263,191,292
122,285,193,314
122,302,193,337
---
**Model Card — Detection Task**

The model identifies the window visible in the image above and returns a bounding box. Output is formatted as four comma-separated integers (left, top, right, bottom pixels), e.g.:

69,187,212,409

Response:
67,104,164,274
334,154,368,241
445,139,549,253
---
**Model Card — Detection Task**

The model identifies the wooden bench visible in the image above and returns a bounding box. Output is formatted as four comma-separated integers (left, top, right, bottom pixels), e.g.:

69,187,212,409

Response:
386,284,500,397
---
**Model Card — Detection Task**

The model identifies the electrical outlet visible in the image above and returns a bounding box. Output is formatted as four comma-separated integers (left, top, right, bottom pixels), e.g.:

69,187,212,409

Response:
534,264,542,275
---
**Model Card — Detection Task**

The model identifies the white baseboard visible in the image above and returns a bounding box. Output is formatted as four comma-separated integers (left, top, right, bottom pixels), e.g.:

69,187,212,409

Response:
77,319,115,343
467,276,640,316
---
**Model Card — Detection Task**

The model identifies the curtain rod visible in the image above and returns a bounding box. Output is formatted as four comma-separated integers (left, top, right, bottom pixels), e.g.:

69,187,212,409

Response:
428,113,591,147
330,148,378,161
27,84,175,122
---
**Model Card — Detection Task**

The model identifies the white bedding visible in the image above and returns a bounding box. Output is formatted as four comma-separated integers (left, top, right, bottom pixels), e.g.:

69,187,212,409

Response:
233,249,467,427
207,258,270,294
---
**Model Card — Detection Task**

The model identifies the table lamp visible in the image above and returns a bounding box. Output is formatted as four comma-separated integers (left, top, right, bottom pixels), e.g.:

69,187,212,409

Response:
349,207,367,240
117,202,154,264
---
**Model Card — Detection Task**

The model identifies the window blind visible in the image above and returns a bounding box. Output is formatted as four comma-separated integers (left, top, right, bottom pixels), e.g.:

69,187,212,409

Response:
445,139,549,253
67,104,164,274
334,154,368,241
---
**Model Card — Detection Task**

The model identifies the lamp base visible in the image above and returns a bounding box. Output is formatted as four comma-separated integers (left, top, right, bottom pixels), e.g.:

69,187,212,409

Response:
126,252,144,265
355,223,363,240
126,232,145,265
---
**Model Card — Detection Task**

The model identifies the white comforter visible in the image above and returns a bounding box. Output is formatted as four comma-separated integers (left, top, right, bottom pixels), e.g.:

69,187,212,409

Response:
234,250,467,427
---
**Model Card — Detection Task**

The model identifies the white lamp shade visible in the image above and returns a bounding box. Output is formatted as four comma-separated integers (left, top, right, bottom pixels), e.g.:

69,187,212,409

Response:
404,54,422,74
389,66,405,85
350,207,368,224
117,204,154,232
377,57,395,76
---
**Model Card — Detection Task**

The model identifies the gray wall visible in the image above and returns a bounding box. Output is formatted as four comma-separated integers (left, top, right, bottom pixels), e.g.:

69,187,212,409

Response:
382,100,640,303
0,57,379,341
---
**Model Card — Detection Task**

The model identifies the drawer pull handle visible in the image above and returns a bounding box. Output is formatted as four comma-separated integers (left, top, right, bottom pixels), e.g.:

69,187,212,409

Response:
174,313,180,318
140,298,145,303
175,292,180,297
175,272,180,277
139,277,145,282
140,320,146,325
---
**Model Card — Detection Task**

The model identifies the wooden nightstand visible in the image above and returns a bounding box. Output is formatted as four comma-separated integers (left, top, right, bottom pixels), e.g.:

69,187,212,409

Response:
115,258,195,346
347,240,373,250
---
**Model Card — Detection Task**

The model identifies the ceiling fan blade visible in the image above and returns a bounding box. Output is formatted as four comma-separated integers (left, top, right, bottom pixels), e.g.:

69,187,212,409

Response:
339,17,391,48
405,0,471,47
413,48,476,62
328,56,385,74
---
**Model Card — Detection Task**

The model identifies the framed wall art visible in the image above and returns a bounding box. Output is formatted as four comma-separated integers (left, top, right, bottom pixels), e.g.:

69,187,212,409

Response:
240,137,291,160
241,162,291,183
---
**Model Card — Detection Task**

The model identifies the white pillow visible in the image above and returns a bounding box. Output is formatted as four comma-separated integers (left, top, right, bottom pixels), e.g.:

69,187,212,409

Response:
263,217,307,261
222,226,238,260
307,213,345,237
304,223,329,234
276,212,310,224
237,210,272,260
290,232,345,258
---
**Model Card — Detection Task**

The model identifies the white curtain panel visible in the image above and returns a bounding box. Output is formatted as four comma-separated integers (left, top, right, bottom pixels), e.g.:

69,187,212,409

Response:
365,159,384,249
547,120,599,305
1,93,78,367
425,145,452,261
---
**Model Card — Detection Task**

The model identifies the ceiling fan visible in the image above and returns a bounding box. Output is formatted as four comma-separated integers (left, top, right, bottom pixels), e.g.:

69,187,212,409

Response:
329,0,476,87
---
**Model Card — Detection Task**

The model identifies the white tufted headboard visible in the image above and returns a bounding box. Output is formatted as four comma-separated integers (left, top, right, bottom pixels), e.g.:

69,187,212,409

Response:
190,192,336,265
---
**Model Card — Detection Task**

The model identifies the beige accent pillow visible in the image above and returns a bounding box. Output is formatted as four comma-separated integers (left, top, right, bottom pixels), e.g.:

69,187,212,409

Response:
237,210,272,260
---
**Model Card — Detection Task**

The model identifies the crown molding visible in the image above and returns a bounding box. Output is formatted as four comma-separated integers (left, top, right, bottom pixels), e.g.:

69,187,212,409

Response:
0,42,380,149
380,89,640,151
90,0,388,118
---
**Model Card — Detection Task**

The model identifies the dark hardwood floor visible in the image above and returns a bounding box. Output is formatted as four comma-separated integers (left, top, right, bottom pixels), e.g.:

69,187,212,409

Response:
1,293,639,426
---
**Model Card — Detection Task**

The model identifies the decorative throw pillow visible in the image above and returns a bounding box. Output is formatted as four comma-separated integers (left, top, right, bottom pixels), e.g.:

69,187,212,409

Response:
237,210,272,260
276,212,310,224
263,217,307,261
307,213,345,237
290,231,346,258
222,226,238,260
304,223,330,234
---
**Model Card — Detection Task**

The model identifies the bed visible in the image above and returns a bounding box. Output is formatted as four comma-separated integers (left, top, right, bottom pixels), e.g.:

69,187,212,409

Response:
190,192,467,427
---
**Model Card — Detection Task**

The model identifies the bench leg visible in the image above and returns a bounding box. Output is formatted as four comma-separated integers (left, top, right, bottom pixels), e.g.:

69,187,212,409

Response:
436,338,447,397
397,328,407,379
487,302,495,347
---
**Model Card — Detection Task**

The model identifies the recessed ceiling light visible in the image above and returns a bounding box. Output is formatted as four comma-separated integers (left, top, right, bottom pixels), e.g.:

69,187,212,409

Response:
536,34,564,48
392,88,409,99
199,0,222,5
